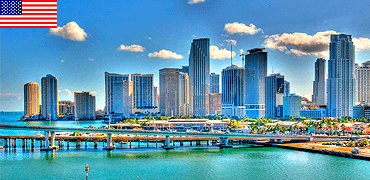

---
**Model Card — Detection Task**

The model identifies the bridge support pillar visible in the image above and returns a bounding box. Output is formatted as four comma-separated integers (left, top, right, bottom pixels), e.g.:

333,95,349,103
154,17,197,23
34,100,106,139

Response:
41,131,53,151
31,139,34,148
4,139,8,148
162,135,174,150
22,139,25,148
94,140,98,148
103,133,115,151
219,137,232,149
12,139,16,149
50,131,57,149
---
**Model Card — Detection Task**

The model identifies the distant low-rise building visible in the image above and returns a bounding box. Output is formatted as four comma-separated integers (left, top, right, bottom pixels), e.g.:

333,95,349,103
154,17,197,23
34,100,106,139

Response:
59,100,75,115
300,107,327,119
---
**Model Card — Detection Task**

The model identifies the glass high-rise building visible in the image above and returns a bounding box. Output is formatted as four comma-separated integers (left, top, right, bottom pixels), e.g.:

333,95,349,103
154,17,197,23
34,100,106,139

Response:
41,74,59,120
355,61,370,103
221,65,245,117
245,48,267,118
189,38,210,116
312,58,326,106
210,73,220,93
105,72,129,114
132,74,154,110
24,82,39,117
265,73,284,119
74,91,96,120
327,34,355,117
159,68,189,117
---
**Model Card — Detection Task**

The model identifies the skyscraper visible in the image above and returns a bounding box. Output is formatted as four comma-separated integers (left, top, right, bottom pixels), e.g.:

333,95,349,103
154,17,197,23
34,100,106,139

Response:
210,73,220,93
159,68,189,117
74,91,96,120
355,61,370,103
132,74,154,110
265,73,285,119
327,34,355,118
221,65,245,117
41,74,59,120
105,72,129,114
24,82,39,117
244,48,267,118
312,58,326,106
189,38,210,116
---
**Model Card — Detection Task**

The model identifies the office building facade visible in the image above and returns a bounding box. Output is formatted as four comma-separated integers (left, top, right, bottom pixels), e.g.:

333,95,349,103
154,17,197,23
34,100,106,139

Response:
265,74,285,119
355,61,370,103
221,65,245,117
283,94,301,118
189,38,210,116
327,34,355,117
312,58,326,106
245,48,267,118
210,73,220,93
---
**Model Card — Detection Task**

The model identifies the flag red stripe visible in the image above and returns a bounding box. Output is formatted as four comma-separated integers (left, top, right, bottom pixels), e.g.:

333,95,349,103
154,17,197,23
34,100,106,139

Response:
22,9,57,11
22,13,57,15
0,26,57,28
0,22,56,24
22,4,57,7
22,0,57,2
0,17,57,20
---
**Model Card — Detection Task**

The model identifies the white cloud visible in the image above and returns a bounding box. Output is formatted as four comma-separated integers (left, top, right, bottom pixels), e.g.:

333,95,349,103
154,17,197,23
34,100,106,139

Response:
240,49,244,54
146,36,152,40
148,49,183,59
263,31,370,59
61,60,65,63
59,89,72,96
188,0,206,4
225,39,237,46
353,37,370,50
224,22,262,35
210,45,236,60
49,21,87,41
88,58,94,61
118,44,145,52
263,31,336,58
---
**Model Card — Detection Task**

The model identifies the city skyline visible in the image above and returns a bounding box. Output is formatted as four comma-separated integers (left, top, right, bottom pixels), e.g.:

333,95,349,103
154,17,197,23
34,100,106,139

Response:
2,0,370,111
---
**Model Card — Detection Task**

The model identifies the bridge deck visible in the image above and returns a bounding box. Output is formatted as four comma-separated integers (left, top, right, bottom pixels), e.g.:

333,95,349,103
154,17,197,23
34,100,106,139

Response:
0,124,310,140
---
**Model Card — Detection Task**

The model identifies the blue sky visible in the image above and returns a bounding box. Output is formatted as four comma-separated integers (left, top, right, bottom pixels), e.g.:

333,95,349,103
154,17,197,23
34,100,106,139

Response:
1,0,370,111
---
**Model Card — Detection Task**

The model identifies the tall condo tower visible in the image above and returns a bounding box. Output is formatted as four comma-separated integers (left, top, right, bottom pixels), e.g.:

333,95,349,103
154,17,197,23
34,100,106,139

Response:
245,48,267,118
41,74,59,120
105,72,129,114
132,74,154,110
265,73,285,119
210,73,220,93
355,61,370,103
312,58,326,106
327,34,355,118
24,82,39,117
74,91,96,120
189,38,210,116
221,65,245,117
159,68,189,117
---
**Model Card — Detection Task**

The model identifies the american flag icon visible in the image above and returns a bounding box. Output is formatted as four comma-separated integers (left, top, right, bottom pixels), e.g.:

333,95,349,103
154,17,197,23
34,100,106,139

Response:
0,0,57,28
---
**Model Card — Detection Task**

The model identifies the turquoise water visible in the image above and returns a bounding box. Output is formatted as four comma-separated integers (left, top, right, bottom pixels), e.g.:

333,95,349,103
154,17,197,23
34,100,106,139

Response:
1,114,370,179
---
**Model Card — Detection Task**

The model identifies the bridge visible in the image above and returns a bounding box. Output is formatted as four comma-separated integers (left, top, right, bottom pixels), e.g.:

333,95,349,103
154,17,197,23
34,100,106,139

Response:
0,124,319,151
